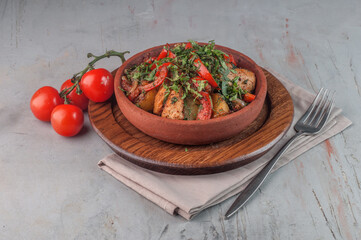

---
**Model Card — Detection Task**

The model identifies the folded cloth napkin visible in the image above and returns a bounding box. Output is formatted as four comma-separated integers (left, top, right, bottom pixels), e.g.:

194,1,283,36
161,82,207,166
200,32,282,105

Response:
98,69,352,220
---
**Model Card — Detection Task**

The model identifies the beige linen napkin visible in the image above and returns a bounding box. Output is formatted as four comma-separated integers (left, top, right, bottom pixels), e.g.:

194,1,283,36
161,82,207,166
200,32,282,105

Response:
98,69,352,220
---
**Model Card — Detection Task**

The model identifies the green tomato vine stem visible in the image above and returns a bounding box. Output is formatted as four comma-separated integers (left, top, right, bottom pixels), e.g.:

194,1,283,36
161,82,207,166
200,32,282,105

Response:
60,50,130,103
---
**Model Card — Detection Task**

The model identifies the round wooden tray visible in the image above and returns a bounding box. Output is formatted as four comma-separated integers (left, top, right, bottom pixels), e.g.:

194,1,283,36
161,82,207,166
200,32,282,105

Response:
88,69,294,175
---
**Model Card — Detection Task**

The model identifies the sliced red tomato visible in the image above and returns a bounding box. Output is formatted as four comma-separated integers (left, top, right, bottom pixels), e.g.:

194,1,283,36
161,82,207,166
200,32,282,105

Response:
196,91,212,120
185,42,192,49
224,53,236,65
193,58,219,89
156,49,168,61
165,44,176,59
154,62,172,77
168,50,176,58
141,63,170,92
151,48,176,70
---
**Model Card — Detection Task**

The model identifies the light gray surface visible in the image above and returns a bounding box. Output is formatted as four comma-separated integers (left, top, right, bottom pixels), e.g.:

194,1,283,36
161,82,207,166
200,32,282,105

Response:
0,0,360,239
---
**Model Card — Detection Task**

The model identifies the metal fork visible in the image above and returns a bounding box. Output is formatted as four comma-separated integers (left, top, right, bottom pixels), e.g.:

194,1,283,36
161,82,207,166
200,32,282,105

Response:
225,88,335,219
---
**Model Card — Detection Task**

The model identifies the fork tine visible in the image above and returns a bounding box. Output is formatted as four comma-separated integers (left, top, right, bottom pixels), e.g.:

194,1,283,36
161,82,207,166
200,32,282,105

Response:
315,92,335,131
308,89,330,126
301,88,326,124
298,88,325,123
314,91,334,126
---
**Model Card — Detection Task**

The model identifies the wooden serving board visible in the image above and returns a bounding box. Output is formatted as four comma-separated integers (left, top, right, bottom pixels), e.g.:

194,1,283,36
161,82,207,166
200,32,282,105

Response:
89,69,294,175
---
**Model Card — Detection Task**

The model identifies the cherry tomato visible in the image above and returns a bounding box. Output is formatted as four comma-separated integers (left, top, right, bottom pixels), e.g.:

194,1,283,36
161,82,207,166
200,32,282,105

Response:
51,104,84,137
80,68,114,102
60,79,89,110
30,86,64,121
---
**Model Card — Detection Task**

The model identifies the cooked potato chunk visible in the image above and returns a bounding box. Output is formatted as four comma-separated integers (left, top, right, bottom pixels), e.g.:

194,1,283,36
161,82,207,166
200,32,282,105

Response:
161,89,184,120
153,85,168,115
227,68,256,93
211,93,230,118
135,88,157,112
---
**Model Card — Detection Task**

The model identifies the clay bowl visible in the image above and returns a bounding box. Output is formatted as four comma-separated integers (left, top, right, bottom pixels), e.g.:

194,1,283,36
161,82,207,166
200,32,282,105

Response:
114,42,267,145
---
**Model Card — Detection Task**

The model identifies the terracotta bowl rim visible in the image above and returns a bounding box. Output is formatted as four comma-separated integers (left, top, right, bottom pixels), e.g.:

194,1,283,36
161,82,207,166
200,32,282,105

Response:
114,42,267,126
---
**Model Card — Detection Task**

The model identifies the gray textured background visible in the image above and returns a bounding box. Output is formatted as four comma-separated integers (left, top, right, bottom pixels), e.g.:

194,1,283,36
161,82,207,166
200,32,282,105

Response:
0,0,360,239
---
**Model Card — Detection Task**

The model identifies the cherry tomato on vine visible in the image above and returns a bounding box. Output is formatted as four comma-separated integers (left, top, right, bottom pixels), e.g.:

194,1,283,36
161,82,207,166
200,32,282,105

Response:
51,104,84,137
30,86,64,121
60,79,89,110
80,68,114,102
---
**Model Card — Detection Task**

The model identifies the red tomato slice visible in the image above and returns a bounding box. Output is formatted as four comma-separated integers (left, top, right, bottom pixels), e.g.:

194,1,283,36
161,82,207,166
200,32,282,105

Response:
156,49,168,61
224,53,236,65
141,64,170,92
193,58,219,89
196,92,212,120
185,42,192,49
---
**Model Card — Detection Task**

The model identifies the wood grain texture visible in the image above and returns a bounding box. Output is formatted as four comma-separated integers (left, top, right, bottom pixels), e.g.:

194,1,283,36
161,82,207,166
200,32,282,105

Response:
89,69,294,174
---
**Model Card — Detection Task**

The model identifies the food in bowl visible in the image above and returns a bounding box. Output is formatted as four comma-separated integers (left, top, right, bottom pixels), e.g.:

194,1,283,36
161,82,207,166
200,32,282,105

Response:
114,41,267,145
120,41,257,120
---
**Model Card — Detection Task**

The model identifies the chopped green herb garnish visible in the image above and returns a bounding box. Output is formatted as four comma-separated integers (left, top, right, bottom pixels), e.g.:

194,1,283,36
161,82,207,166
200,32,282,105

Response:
171,96,178,104
123,40,256,119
